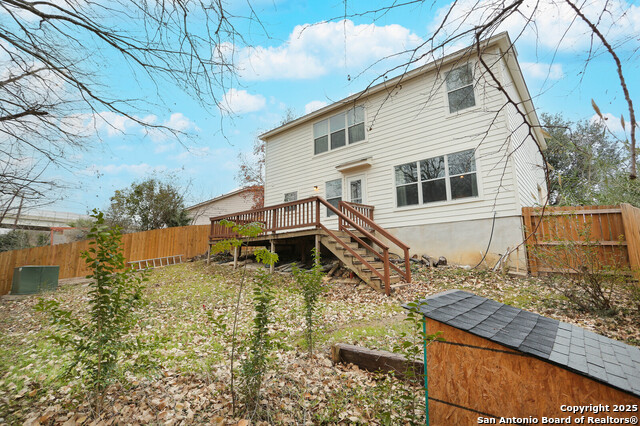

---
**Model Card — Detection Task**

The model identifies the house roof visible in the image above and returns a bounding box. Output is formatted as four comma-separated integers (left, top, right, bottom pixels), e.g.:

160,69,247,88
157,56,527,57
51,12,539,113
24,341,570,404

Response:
259,32,546,151
186,186,258,211
412,290,640,397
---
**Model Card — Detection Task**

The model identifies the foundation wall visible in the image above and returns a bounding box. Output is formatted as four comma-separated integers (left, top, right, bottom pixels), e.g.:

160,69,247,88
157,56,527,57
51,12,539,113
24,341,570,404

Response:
379,215,527,269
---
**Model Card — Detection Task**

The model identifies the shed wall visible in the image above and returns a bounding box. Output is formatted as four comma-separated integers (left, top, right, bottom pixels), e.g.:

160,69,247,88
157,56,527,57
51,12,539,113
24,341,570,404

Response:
424,321,639,424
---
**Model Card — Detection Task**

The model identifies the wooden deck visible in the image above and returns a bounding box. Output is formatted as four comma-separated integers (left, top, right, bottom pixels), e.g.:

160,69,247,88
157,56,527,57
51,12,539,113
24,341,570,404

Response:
208,197,411,295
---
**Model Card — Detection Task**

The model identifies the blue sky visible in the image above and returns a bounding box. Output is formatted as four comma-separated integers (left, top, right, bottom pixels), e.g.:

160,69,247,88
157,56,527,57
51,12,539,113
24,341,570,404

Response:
42,0,639,214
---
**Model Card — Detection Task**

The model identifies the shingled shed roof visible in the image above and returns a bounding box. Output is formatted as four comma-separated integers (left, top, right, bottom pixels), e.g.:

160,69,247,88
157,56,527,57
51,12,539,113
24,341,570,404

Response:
414,290,640,397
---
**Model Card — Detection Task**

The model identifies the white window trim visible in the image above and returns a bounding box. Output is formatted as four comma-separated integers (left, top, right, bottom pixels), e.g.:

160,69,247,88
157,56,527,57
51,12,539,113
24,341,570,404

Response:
313,106,367,156
346,173,367,204
325,178,343,217
392,149,484,210
443,61,483,117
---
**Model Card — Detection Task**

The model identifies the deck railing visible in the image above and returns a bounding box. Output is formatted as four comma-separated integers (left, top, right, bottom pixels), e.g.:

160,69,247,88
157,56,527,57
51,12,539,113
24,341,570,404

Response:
209,196,409,295
338,201,411,284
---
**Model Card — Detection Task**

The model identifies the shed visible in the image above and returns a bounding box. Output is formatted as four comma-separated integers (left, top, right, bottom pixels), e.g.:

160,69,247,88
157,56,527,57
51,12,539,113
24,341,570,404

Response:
415,290,640,424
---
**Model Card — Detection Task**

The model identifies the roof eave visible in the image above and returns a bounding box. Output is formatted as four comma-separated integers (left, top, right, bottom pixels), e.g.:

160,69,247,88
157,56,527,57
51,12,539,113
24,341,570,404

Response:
260,32,513,141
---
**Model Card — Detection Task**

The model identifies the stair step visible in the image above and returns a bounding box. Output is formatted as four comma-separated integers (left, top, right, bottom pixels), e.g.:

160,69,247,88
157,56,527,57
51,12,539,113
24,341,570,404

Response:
353,260,384,268
370,275,402,285
328,243,373,258
319,232,408,295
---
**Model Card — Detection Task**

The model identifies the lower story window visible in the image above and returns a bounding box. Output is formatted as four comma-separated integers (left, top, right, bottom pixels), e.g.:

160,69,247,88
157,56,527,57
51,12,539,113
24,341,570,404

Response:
326,179,342,216
394,149,478,207
284,191,297,202
284,191,297,212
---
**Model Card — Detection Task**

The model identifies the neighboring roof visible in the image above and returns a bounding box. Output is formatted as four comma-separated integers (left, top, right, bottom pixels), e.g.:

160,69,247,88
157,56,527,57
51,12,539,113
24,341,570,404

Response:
1,209,91,229
413,290,640,397
186,186,258,211
259,32,546,150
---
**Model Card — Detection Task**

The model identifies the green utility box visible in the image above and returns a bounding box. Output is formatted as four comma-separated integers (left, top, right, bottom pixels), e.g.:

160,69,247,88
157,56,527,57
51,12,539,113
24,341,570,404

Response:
11,266,60,295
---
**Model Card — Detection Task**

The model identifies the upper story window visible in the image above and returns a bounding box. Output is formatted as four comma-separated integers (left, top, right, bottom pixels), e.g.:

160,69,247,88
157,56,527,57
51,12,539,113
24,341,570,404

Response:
446,64,475,113
314,106,365,155
394,149,478,207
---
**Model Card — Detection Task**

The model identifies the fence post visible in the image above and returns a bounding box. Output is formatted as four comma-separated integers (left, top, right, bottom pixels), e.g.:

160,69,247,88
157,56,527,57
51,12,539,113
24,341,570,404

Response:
620,203,640,280
404,248,412,283
521,207,537,276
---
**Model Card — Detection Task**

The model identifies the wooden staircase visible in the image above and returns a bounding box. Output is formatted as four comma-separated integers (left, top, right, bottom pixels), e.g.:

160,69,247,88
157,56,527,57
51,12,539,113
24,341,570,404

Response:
209,196,411,295
319,230,404,293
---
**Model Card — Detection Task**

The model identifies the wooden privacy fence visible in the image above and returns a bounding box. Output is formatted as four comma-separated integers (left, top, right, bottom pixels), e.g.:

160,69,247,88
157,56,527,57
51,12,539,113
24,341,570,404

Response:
522,204,640,277
0,225,210,296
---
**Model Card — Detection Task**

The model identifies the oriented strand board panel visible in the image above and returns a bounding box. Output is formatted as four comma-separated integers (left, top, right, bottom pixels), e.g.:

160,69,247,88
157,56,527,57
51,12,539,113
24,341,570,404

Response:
424,321,640,424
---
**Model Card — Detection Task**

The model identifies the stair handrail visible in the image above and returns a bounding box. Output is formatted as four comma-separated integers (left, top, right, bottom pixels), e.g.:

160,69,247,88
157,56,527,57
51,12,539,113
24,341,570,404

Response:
209,196,405,295
317,197,392,295
339,201,411,283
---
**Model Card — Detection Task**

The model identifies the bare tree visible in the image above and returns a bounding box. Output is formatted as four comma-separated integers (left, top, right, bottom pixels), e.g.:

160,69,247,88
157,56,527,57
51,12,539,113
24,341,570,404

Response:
318,0,636,180
236,108,298,208
0,0,258,218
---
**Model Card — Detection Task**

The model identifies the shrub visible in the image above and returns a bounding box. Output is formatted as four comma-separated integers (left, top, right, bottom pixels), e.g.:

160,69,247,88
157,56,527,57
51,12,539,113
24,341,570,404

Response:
292,248,326,357
211,219,278,417
0,229,30,252
374,300,443,425
240,267,276,416
35,210,146,414
531,225,629,314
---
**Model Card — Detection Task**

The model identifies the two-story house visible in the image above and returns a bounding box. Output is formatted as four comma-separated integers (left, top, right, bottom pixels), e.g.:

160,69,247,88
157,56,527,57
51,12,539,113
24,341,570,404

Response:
258,32,547,270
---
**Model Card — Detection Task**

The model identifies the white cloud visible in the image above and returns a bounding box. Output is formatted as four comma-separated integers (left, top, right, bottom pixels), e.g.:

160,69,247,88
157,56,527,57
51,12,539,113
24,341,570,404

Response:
590,112,626,134
305,100,328,114
234,20,422,81
154,143,176,154
142,112,199,142
94,111,135,137
171,146,212,161
521,62,564,80
429,0,640,53
164,112,200,132
79,163,168,177
219,88,266,114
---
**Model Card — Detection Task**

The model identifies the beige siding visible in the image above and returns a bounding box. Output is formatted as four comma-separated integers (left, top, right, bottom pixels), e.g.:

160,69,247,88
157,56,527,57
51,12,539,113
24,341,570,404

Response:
502,56,548,208
188,192,254,225
265,48,525,231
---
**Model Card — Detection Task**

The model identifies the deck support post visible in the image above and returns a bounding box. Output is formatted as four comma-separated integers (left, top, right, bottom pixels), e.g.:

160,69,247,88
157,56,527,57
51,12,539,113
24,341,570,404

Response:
315,234,321,266
233,246,239,270
270,240,275,274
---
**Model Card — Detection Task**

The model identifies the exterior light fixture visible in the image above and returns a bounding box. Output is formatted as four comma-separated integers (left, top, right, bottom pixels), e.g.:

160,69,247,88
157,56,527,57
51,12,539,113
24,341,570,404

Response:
313,185,319,191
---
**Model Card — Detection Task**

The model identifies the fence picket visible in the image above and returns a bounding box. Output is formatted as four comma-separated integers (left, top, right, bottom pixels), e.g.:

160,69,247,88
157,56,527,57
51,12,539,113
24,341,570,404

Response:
0,225,210,295
523,205,636,278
